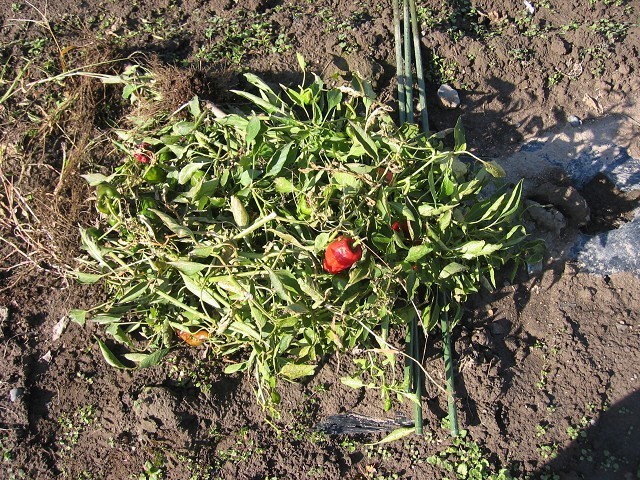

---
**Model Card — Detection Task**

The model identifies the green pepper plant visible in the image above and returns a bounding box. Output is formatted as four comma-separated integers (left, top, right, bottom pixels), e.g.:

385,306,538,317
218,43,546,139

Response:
72,57,541,411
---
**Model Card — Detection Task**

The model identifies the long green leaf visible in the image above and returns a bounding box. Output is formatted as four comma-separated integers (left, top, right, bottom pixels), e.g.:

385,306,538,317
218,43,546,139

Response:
95,337,130,369
231,90,280,114
348,121,379,159
180,272,221,309
148,209,193,238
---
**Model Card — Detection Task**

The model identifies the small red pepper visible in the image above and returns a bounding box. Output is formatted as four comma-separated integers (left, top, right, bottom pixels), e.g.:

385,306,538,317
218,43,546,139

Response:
323,236,363,274
391,220,411,237
133,143,154,164
376,167,394,184
133,152,151,164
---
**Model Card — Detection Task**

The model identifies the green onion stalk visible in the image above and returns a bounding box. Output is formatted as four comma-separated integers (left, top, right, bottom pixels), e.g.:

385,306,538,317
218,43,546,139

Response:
393,0,460,438
392,0,406,125
402,0,413,122
440,291,459,437
409,0,429,133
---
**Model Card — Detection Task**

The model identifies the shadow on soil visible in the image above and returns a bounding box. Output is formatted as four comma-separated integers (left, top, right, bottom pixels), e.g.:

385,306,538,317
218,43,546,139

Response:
534,389,640,479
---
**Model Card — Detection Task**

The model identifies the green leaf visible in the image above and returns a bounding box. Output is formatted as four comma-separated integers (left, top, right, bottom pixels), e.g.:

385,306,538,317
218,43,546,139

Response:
180,273,221,309
314,231,331,253
178,162,206,185
68,309,87,326
231,90,279,114
439,262,468,279
265,267,292,303
296,52,307,71
246,115,261,144
244,73,276,96
224,362,247,374
190,245,215,258
348,121,379,159
80,228,107,267
81,173,109,186
119,283,147,303
106,323,132,345
332,171,363,191
95,337,130,369
418,204,457,217
91,313,122,324
439,209,452,231
230,195,250,227
139,349,170,369
326,89,342,111
71,271,103,284
169,261,208,276
265,142,295,177
229,321,262,341
188,96,201,117
484,160,506,178
274,177,295,193
148,209,193,238
173,121,196,136
341,376,365,389
267,229,307,250
366,427,415,445
280,363,316,380
458,240,502,259
454,117,466,151
405,244,434,262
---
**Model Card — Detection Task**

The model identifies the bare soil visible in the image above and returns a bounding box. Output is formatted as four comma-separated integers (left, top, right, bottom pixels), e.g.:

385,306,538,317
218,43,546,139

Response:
1,1,639,479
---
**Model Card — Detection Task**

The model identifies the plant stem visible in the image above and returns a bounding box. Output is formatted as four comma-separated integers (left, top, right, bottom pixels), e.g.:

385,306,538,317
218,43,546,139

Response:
411,314,423,434
233,211,277,240
440,293,459,437
409,0,429,133
403,0,413,122
392,0,406,125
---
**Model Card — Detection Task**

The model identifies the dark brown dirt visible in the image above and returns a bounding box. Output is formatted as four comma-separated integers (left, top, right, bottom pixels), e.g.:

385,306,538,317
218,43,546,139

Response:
1,1,639,479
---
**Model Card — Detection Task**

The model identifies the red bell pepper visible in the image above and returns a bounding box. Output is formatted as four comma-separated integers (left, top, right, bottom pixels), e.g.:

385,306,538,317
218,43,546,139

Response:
323,236,362,274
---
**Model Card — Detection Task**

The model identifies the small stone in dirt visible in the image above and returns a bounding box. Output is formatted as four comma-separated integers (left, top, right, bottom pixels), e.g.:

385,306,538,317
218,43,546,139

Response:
525,200,567,234
567,115,582,127
528,183,590,227
0,305,8,326
9,387,24,402
437,84,461,109
472,328,494,349
489,320,511,336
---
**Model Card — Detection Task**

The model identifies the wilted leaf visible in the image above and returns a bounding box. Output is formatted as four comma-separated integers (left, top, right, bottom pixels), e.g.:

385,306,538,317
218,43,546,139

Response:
95,337,130,369
68,309,87,326
280,363,316,380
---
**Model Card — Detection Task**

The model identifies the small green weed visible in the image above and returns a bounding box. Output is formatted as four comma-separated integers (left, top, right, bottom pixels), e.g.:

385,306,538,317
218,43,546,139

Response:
196,13,291,65
599,450,625,473
537,443,559,460
425,52,460,85
427,430,513,479
559,21,580,33
536,369,549,390
535,422,550,437
509,48,534,63
566,416,590,440
1,436,13,462
590,18,629,42
57,405,95,451
547,72,563,87
137,460,163,480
